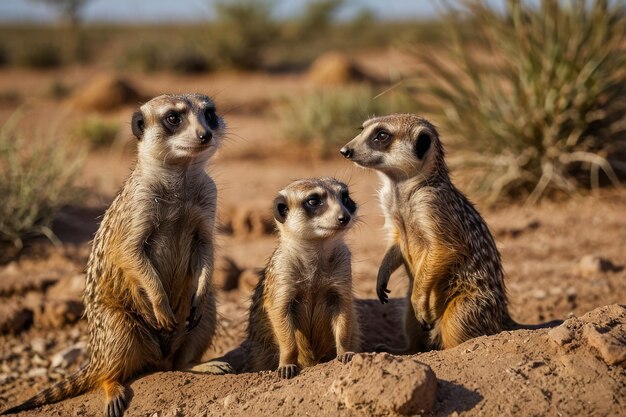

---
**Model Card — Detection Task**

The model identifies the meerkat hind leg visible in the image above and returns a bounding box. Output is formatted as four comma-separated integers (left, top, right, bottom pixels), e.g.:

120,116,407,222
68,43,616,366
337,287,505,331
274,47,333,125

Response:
439,295,495,349
103,380,129,417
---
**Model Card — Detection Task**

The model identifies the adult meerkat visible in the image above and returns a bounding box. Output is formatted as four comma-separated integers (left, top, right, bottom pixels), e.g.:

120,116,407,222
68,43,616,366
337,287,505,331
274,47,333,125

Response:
244,178,360,379
3,94,232,417
340,114,514,351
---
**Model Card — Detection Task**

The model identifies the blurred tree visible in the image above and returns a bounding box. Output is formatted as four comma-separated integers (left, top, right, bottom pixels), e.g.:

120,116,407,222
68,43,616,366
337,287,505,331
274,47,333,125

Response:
30,0,91,27
29,0,92,62
213,0,278,69
293,0,344,40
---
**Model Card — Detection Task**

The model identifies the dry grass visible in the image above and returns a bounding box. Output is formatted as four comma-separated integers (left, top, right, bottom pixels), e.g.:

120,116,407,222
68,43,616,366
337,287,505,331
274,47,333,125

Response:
409,0,626,204
0,117,84,248
278,86,414,156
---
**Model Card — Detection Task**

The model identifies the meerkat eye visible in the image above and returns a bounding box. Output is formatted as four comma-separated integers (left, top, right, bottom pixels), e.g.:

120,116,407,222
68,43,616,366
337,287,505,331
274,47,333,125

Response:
374,131,390,142
165,112,182,126
205,108,219,129
305,195,322,208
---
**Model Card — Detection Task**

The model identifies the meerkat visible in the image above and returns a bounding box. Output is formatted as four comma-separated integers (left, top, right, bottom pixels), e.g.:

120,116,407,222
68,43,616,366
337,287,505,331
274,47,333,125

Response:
2,94,232,417
340,113,519,351
243,178,360,379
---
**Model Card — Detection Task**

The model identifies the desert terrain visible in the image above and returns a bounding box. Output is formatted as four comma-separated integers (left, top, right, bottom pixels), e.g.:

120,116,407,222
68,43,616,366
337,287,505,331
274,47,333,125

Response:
0,21,625,417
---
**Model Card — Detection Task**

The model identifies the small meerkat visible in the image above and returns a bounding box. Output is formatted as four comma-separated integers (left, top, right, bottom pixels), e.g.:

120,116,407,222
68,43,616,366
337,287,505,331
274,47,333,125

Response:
2,94,232,417
340,114,516,351
244,178,360,379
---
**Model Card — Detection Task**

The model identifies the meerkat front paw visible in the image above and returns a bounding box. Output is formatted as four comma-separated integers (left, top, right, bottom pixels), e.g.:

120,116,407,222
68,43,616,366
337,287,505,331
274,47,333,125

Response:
185,295,202,332
190,360,234,375
337,352,355,364
276,364,299,379
377,282,391,304
153,301,177,331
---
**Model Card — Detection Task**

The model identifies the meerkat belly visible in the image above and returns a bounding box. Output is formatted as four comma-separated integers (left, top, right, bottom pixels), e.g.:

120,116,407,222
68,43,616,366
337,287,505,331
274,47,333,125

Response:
292,288,337,365
146,208,198,315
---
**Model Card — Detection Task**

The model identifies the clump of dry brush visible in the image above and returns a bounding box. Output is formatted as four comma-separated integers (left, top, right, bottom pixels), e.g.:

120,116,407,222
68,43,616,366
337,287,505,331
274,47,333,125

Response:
0,118,83,249
410,0,626,204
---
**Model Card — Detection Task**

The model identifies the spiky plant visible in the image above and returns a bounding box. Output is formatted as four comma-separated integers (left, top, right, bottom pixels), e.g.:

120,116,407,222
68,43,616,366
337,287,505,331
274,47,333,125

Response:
409,0,626,203
0,118,83,248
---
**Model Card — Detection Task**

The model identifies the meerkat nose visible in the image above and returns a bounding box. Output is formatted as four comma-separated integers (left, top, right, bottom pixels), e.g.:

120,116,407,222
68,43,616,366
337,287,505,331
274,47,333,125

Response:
339,147,352,159
198,130,213,144
337,213,351,226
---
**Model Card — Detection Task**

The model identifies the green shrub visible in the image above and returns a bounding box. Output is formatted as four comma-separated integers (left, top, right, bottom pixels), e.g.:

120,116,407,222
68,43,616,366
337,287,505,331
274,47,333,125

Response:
119,43,212,74
118,43,162,72
278,86,414,156
408,0,626,204
47,79,71,99
0,120,83,248
74,116,120,149
0,43,9,67
17,43,63,69
213,0,278,70
168,49,212,74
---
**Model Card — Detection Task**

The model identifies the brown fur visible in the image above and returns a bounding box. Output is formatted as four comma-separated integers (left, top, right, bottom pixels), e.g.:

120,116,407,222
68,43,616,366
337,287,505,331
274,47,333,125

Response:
341,114,512,351
244,178,361,378
2,94,232,417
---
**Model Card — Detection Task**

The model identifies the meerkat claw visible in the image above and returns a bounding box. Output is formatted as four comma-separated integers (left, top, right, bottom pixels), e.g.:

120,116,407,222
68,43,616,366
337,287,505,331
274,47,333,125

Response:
277,364,299,379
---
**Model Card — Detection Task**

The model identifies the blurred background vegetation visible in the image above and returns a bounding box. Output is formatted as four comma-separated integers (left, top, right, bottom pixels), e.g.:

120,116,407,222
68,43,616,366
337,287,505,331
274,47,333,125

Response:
0,0,625,247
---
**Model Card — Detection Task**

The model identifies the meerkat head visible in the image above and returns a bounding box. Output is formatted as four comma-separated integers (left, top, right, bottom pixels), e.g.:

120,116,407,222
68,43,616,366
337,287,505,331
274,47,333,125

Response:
272,178,357,242
131,93,225,165
340,114,445,181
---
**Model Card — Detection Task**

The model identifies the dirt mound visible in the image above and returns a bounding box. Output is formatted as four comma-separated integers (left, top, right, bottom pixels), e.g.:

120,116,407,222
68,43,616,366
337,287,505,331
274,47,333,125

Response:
67,74,144,112
4,304,624,416
307,51,374,86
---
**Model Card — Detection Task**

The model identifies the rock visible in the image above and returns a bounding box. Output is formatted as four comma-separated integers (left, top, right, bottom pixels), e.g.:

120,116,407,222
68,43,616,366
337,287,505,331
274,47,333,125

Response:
578,255,618,277
50,342,86,369
331,353,437,415
548,325,574,347
46,274,85,301
0,302,33,335
35,299,84,329
31,337,47,354
27,367,48,379
67,73,144,112
551,304,626,368
307,51,370,86
582,322,626,367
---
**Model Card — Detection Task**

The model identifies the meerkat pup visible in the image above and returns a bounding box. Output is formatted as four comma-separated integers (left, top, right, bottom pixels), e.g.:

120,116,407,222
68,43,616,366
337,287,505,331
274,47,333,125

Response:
244,178,360,379
3,94,232,417
340,114,515,352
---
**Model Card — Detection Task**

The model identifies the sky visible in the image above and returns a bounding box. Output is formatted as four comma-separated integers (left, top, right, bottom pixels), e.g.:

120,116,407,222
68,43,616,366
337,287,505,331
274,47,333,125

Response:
0,0,484,23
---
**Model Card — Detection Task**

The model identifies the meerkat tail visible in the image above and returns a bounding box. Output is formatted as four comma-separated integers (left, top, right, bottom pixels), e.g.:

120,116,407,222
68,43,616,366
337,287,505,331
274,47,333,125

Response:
1,365,96,414
503,314,563,331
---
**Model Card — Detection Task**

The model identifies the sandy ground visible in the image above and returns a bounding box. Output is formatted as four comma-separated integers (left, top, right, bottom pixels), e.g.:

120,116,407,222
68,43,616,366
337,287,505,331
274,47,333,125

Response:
0,59,625,416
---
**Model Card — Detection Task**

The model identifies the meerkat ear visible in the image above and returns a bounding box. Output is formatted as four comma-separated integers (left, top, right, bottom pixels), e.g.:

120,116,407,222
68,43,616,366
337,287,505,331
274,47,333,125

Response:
414,132,431,160
131,111,145,140
273,195,289,223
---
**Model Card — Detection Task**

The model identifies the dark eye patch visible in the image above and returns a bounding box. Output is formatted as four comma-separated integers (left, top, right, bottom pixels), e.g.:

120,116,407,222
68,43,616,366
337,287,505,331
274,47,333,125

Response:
162,110,185,133
368,128,393,151
341,190,357,214
302,193,324,216
204,107,219,129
